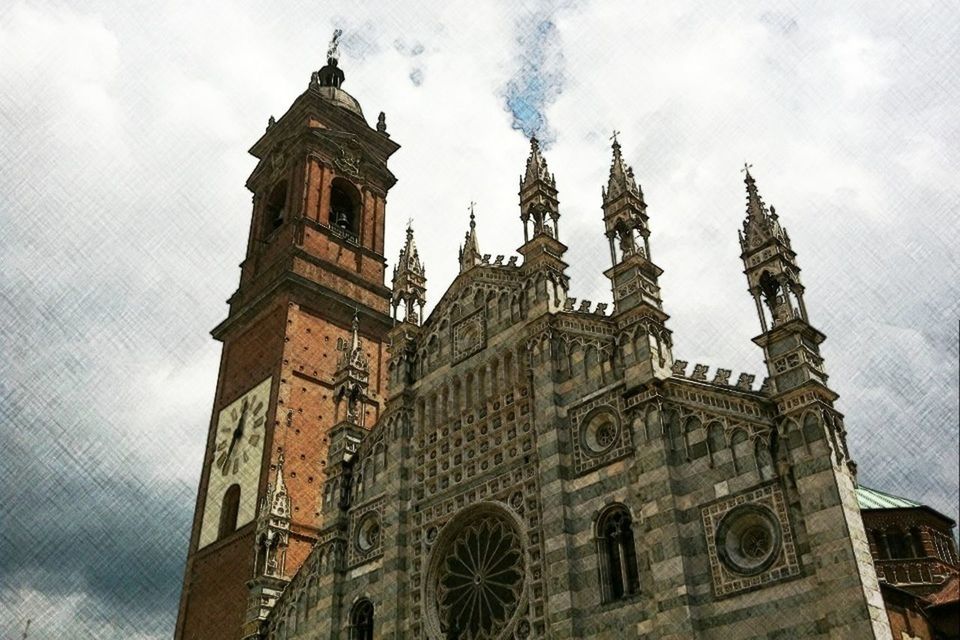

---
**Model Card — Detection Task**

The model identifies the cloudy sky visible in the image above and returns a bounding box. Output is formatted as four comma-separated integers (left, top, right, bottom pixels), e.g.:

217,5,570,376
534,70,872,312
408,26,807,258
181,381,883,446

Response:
1,1,957,637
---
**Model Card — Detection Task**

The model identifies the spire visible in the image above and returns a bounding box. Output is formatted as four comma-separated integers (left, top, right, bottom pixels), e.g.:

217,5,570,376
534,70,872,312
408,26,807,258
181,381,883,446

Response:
253,452,291,580
739,164,789,252
459,202,482,272
522,137,555,190
338,311,369,374
391,222,427,324
268,453,290,520
519,137,560,242
601,132,651,271
317,28,345,88
603,132,643,204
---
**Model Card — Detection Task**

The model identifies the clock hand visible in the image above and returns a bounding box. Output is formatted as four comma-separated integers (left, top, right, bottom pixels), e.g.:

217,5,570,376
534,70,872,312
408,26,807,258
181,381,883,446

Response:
222,426,241,474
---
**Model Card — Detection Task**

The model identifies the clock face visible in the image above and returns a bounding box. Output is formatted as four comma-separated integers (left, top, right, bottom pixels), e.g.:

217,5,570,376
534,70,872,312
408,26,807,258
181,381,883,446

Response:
198,376,272,548
213,390,267,478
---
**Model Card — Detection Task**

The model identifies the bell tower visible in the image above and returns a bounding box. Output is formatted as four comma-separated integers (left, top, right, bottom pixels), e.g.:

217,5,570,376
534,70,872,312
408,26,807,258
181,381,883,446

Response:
175,32,400,640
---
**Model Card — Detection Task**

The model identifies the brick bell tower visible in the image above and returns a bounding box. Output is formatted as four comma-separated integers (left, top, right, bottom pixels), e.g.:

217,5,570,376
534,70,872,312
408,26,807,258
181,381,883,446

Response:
175,32,399,640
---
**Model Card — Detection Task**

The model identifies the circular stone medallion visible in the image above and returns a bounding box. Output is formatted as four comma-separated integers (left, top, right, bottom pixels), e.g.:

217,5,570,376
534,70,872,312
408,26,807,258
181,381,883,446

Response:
355,513,381,552
715,504,782,576
580,408,620,455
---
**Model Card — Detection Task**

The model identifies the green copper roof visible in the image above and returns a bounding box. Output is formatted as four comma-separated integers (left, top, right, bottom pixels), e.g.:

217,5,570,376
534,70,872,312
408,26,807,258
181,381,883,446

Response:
856,485,922,510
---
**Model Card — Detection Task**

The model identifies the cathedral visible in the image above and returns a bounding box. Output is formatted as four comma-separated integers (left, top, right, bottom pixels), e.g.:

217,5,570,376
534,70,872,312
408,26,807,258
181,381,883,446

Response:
174,38,954,640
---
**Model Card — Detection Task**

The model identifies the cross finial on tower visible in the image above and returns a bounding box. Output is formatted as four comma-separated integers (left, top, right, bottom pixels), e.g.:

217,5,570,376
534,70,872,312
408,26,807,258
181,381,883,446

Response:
741,162,753,177
468,201,477,227
610,129,621,146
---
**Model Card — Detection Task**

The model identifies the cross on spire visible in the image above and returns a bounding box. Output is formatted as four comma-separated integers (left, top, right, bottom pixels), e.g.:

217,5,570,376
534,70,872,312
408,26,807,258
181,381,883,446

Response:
610,129,621,145
741,162,753,176
468,201,476,227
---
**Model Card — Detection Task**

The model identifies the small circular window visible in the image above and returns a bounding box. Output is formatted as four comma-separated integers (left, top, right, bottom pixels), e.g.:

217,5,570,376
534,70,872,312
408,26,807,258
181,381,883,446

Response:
716,505,781,576
581,408,620,455
356,514,381,553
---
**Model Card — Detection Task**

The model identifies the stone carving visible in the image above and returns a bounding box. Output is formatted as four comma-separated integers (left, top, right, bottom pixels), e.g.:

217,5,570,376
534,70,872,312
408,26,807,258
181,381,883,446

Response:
672,360,689,376
334,143,362,178
712,368,732,385
736,373,756,390
691,363,709,381
452,312,485,362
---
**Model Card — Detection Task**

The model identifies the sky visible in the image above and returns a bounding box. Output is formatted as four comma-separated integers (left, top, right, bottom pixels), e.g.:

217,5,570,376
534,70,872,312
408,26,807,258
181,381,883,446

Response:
0,1,957,637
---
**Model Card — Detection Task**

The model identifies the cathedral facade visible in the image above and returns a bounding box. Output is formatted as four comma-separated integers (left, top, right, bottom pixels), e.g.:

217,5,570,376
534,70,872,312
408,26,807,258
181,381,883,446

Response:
175,45,896,640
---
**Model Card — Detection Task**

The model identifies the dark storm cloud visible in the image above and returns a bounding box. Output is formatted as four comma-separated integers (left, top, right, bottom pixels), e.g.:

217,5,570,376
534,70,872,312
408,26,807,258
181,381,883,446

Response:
0,392,193,633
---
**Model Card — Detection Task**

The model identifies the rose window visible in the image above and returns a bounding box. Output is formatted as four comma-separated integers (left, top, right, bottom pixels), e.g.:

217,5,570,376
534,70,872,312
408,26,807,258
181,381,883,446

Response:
581,408,620,455
356,514,381,553
716,505,781,576
427,507,526,639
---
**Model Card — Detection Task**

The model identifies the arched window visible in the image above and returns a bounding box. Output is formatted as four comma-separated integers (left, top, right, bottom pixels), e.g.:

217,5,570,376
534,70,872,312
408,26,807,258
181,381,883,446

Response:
730,429,753,474
264,181,288,235
218,484,241,539
350,599,374,640
707,422,726,466
755,438,775,480
887,529,909,559
330,178,360,239
597,505,640,603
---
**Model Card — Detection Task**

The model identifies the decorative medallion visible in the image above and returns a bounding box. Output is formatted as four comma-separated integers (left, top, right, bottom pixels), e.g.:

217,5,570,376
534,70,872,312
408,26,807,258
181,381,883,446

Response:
355,513,381,553
453,311,486,363
715,504,781,576
701,483,801,597
580,409,620,455
569,395,630,476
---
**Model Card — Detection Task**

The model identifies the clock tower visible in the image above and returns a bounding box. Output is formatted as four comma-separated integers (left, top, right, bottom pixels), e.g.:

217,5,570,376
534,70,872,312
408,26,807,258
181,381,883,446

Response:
175,36,400,640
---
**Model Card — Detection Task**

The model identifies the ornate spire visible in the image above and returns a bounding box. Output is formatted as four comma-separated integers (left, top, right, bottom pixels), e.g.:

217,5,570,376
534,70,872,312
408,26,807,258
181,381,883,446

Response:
267,453,290,520
338,312,369,374
601,133,651,272
392,222,427,324
519,137,560,242
522,137,555,189
603,133,643,204
254,452,292,581
459,202,482,272
739,164,789,252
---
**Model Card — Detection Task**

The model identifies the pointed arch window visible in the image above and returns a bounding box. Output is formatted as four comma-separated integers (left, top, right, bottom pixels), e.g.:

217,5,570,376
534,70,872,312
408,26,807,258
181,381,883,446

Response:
597,505,640,603
218,484,241,539
350,599,374,640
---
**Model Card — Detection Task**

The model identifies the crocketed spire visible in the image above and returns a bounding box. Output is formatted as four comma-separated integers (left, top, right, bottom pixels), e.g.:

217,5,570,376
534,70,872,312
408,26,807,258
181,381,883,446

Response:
267,453,290,520
459,203,482,272
522,136,555,189
391,223,427,324
603,136,643,204
338,312,369,373
519,137,560,242
739,165,790,252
